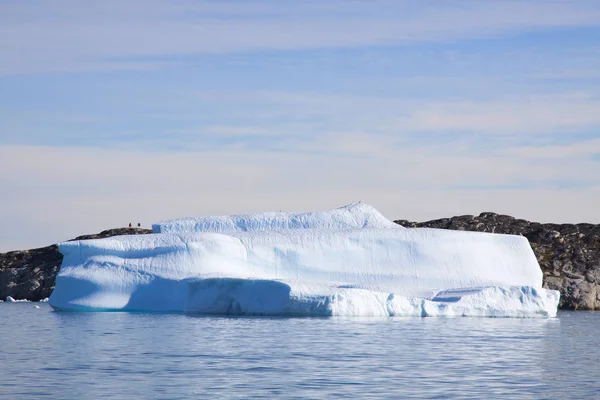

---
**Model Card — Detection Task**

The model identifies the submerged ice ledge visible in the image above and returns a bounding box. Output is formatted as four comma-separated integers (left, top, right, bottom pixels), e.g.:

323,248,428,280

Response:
49,204,560,317
185,279,559,318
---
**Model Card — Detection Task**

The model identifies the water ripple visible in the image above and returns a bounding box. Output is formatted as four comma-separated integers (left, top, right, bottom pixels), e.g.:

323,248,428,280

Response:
1,304,599,399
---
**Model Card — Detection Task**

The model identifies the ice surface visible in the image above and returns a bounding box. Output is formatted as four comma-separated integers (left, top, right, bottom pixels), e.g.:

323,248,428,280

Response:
5,296,29,303
185,280,559,317
50,204,560,317
152,202,400,233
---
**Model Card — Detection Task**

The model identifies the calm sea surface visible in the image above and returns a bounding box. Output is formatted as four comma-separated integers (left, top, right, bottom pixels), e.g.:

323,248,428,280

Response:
1,303,599,399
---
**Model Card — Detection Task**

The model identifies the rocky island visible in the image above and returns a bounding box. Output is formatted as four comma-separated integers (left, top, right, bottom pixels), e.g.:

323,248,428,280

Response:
1,212,598,310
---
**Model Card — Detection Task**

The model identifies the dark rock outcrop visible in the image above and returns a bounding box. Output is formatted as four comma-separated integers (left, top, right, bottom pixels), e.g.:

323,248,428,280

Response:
0,228,151,301
395,213,600,310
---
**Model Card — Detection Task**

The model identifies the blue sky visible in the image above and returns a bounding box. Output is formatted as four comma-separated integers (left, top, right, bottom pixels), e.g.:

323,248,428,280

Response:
1,0,600,250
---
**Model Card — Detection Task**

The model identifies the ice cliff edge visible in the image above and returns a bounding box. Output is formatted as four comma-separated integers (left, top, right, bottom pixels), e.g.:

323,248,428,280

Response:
49,204,559,317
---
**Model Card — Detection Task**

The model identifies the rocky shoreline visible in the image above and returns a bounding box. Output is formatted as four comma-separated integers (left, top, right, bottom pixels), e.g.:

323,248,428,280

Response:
1,215,599,310
0,228,151,302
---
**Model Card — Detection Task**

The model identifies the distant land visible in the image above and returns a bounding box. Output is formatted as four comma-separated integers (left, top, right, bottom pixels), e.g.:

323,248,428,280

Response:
1,213,599,310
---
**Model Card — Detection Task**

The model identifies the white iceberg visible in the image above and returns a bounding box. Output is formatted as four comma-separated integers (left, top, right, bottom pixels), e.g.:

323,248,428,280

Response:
5,296,30,303
49,203,559,317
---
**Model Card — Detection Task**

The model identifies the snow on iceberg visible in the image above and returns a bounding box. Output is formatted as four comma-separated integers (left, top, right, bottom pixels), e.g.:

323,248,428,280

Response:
152,202,400,233
49,204,560,317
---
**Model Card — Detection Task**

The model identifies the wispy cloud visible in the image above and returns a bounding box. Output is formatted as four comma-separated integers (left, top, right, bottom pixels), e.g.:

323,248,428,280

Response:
3,88,600,154
158,90,600,146
392,93,600,135
2,0,600,75
506,138,600,159
2,138,599,251
2,1,600,250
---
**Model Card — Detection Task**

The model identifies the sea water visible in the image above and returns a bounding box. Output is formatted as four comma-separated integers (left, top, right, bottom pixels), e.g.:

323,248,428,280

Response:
1,304,599,399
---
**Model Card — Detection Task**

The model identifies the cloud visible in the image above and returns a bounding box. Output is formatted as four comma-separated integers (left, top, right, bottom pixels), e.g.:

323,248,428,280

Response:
183,90,600,139
2,1,600,251
2,0,600,75
197,125,281,137
1,141,599,251
368,93,600,136
533,69,600,80
506,138,600,159
3,87,600,155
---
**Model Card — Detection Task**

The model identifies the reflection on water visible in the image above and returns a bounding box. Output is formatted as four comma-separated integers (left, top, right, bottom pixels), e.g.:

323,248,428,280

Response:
1,304,598,399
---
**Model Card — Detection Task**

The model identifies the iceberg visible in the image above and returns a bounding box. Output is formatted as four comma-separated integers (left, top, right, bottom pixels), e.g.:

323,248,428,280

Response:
49,203,560,317
5,296,30,303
